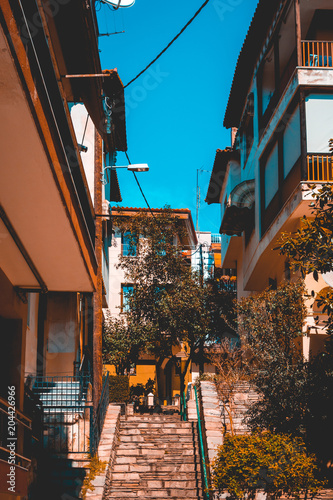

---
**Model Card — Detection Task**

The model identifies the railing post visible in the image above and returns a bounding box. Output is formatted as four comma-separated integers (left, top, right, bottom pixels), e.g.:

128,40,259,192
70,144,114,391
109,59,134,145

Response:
89,405,95,456
194,385,210,500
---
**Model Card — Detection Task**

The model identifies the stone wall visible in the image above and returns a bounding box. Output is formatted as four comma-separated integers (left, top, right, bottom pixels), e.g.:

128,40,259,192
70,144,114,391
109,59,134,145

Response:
199,381,223,466
217,381,259,435
85,404,121,500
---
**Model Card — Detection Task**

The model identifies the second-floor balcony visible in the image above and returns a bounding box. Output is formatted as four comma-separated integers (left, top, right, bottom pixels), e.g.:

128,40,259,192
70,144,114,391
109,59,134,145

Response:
307,153,333,181
302,41,333,68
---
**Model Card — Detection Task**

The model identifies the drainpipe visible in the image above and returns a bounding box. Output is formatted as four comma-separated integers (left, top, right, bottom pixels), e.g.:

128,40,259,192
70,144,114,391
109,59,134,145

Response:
93,129,103,411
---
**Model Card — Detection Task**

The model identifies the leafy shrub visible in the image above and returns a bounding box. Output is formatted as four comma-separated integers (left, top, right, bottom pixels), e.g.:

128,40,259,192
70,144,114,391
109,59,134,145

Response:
212,432,326,500
129,378,156,401
109,375,130,402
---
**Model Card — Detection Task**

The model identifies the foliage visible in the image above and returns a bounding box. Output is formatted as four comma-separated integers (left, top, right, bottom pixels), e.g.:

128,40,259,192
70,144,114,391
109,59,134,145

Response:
108,375,130,403
103,313,153,375
81,455,107,499
129,378,155,400
278,183,333,333
212,432,326,500
104,207,222,391
305,338,333,474
237,281,308,436
277,184,333,471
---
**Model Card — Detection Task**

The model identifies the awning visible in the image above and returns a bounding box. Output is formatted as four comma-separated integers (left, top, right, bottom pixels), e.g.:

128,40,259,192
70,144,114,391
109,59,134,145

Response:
220,180,255,236
205,149,237,205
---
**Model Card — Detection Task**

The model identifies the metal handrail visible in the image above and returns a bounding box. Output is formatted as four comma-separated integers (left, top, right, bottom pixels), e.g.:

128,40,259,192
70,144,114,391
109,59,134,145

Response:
90,371,110,456
194,385,210,500
180,392,187,421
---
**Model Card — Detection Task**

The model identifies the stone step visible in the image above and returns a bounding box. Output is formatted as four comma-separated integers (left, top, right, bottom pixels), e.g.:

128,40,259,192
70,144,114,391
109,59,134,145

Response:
108,494,203,500
107,488,204,499
112,465,201,476
119,432,198,440
115,455,201,464
110,479,202,489
121,420,192,426
117,441,197,450
105,414,204,500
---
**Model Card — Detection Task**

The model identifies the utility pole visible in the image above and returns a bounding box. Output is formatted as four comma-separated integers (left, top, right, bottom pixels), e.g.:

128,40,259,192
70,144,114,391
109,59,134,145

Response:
196,168,210,232
196,169,200,231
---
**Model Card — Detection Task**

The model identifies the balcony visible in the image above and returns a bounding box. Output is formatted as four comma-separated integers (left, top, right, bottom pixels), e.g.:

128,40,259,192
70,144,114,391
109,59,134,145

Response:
307,154,333,181
302,41,333,68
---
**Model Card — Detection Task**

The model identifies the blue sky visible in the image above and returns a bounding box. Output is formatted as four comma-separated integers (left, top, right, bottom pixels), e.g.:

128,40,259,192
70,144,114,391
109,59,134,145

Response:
97,0,258,233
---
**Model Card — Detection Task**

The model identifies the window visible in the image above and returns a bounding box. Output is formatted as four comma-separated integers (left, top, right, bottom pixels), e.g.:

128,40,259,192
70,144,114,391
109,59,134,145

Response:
121,284,134,312
261,47,276,115
283,106,301,178
244,93,254,162
121,232,137,256
264,142,279,209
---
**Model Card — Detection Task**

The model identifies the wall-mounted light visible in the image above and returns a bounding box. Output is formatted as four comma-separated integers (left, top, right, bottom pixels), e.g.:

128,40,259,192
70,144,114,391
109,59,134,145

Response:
102,164,149,184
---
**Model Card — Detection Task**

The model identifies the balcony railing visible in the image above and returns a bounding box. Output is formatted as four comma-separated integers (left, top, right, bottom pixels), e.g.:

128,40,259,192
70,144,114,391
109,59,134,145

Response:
302,41,333,68
307,154,333,182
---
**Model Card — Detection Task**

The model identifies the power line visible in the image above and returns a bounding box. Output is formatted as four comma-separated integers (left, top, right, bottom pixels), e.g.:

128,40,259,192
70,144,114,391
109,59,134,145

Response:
124,0,210,89
124,151,157,223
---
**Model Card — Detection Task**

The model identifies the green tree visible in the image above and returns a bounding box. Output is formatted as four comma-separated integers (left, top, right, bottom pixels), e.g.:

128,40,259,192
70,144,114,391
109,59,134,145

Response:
237,281,308,436
103,208,216,396
277,186,333,476
279,183,333,334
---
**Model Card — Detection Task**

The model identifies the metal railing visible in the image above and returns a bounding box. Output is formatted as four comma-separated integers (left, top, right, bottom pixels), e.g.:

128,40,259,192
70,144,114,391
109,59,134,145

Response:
42,405,92,454
302,41,333,68
90,372,110,456
32,373,92,454
307,154,333,182
180,391,187,421
211,234,222,244
0,394,41,470
194,385,210,500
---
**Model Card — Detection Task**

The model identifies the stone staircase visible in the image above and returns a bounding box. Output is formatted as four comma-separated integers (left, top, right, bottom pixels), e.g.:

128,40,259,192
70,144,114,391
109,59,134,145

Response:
105,413,205,500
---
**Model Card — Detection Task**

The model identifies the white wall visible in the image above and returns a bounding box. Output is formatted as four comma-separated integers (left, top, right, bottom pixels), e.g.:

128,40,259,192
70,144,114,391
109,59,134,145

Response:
192,232,214,280
108,231,125,316
70,103,95,203
306,94,333,152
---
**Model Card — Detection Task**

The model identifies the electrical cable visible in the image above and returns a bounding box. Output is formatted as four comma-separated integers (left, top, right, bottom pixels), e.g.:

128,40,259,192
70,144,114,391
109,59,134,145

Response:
123,0,210,88
123,151,157,221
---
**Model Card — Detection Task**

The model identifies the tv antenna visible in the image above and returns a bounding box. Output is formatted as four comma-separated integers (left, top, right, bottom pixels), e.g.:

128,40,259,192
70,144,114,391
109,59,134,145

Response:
196,168,210,231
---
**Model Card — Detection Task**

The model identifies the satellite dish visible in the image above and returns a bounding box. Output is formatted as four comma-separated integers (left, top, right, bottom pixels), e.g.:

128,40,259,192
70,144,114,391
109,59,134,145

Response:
100,0,135,8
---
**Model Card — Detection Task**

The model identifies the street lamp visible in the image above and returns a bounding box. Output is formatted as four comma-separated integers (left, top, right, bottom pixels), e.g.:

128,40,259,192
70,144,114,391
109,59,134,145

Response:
102,164,149,184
